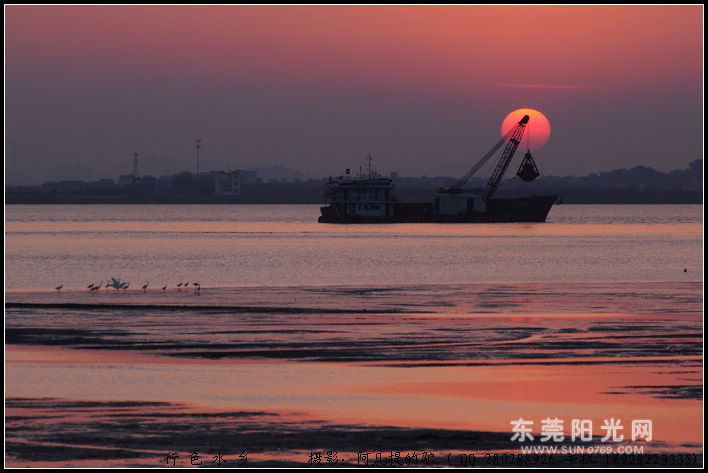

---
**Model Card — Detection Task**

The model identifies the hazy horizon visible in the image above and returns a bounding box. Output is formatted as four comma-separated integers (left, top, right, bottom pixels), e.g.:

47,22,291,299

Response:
5,5,703,185
5,157,702,187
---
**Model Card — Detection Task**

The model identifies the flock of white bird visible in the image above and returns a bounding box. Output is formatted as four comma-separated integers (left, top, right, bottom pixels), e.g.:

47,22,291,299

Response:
55,278,201,293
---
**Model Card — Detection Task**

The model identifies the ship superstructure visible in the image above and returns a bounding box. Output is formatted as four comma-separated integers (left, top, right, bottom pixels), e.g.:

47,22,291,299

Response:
321,153,398,220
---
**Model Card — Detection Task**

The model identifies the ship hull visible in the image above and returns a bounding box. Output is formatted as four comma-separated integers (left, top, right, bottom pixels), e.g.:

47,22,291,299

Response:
318,195,557,224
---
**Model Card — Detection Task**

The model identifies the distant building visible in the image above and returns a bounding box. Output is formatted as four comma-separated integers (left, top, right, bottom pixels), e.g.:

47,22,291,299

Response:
212,170,241,196
155,176,173,194
89,179,116,191
238,170,259,186
40,180,89,193
117,173,156,194
118,174,134,188
133,176,156,195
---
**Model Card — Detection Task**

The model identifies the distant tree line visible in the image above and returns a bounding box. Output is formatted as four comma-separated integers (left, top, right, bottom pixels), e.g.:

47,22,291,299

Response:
5,160,702,204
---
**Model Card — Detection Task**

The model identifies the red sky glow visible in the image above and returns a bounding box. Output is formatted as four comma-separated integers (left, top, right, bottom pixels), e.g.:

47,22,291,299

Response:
5,5,703,183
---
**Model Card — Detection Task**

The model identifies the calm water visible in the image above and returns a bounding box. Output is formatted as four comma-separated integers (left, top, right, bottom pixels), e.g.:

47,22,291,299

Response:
4,204,704,466
4,204,703,290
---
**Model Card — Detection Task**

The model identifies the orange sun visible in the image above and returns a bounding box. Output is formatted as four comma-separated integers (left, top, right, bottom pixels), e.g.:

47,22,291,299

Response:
501,108,551,151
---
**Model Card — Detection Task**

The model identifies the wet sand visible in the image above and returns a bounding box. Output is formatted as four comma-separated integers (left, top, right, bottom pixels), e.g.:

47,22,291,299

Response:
5,282,703,467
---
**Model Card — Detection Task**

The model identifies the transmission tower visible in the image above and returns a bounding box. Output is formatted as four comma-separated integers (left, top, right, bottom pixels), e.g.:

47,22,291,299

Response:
195,138,202,174
132,152,139,177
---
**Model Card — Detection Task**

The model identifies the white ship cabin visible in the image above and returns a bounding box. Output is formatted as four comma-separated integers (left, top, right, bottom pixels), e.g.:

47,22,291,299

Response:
434,191,487,215
325,168,396,218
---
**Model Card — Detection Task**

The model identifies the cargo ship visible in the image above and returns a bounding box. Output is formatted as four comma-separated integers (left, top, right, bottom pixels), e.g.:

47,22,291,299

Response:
318,115,557,224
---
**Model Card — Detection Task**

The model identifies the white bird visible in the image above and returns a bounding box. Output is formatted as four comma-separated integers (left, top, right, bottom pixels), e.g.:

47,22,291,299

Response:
142,281,149,292
91,281,103,292
177,282,183,288
55,284,63,292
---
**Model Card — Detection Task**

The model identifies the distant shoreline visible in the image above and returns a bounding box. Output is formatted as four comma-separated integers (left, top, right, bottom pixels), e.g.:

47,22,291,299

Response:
6,159,702,205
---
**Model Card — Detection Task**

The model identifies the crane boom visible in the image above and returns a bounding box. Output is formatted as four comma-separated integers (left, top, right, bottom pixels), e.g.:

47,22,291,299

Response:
478,115,528,200
445,115,529,200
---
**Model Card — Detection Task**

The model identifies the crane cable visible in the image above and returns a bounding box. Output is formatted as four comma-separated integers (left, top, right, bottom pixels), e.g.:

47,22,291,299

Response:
526,120,531,153
476,147,499,195
476,120,524,194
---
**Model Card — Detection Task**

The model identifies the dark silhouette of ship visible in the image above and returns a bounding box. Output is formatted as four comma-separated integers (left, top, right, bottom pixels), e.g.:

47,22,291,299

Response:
319,115,557,224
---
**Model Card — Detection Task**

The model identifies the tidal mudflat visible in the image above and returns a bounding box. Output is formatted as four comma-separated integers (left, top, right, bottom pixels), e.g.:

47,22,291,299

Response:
5,282,702,467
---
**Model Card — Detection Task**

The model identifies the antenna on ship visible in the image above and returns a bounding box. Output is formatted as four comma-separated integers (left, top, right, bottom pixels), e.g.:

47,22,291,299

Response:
194,137,202,174
367,151,373,178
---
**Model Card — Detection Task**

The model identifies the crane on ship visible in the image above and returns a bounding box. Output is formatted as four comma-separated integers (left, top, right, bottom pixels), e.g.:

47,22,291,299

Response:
440,114,540,201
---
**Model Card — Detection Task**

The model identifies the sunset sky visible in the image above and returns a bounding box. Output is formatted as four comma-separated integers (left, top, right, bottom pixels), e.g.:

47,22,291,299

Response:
5,5,703,184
